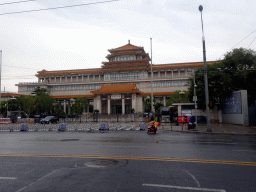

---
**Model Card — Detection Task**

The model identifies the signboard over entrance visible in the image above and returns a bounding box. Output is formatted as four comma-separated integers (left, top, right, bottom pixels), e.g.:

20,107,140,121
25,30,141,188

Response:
111,95,121,99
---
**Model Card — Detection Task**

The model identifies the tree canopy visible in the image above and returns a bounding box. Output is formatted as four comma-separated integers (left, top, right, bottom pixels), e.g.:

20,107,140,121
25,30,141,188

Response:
166,90,190,106
71,97,88,115
188,48,256,108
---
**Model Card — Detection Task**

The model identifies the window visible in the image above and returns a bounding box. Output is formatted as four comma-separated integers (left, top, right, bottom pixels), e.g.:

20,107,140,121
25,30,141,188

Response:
152,82,158,88
95,84,101,89
83,85,87,90
105,74,110,80
166,81,172,87
120,73,129,79
66,85,71,91
132,72,139,79
159,81,164,87
141,72,146,79
77,85,82,90
88,84,93,90
173,81,179,87
180,80,187,86
110,73,118,80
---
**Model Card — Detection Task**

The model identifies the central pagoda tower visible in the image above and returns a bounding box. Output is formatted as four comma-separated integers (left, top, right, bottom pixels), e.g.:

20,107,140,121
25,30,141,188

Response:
102,40,150,72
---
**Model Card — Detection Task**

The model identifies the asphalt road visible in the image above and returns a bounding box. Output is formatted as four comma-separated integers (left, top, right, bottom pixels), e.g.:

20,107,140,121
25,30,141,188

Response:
0,129,255,192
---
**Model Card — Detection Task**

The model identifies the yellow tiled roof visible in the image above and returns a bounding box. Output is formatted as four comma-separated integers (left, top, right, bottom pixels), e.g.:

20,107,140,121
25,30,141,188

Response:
1,93,21,97
91,84,139,94
109,43,142,52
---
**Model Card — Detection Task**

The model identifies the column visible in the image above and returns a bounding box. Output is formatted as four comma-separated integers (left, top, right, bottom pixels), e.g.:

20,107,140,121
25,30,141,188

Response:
97,95,102,113
132,93,136,112
82,75,84,82
165,71,167,78
122,95,125,115
63,100,66,113
93,75,95,81
172,71,173,78
55,77,57,82
158,71,160,79
71,76,73,82
107,95,111,115
163,96,166,107
60,77,62,83
178,70,180,77
88,75,90,81
178,105,182,116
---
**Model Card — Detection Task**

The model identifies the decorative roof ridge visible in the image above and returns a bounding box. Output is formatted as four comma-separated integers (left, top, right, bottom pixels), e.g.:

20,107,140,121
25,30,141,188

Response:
154,60,219,67
108,43,143,52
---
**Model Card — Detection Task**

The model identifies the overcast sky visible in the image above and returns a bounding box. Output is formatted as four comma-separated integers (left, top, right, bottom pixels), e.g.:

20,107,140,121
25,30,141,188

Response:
0,0,255,93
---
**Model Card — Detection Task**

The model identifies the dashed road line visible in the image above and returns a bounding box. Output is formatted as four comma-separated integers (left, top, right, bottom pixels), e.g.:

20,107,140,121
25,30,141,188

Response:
0,177,16,180
142,183,226,192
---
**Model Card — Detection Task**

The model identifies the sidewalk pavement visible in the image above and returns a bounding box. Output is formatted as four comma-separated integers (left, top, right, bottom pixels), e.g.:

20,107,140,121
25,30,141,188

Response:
160,123,256,136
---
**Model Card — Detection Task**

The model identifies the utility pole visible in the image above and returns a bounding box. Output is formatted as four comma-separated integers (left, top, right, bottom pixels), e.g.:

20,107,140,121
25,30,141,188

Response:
150,38,154,114
199,5,211,132
0,51,2,117
193,73,198,131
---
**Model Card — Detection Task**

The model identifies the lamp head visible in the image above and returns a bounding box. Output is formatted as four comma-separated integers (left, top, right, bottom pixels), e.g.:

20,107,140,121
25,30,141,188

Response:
199,5,203,12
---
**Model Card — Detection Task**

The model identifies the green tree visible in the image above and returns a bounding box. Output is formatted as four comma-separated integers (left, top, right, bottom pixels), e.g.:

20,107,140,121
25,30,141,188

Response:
143,96,156,113
53,101,65,116
166,90,190,106
19,95,36,115
71,97,88,115
188,47,256,108
35,90,55,115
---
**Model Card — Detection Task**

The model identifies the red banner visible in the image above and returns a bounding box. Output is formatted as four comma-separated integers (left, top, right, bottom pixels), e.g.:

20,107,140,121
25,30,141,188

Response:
177,116,189,123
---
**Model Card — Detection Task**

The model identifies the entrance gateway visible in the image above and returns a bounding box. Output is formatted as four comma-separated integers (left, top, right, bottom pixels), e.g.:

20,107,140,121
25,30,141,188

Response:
91,84,141,115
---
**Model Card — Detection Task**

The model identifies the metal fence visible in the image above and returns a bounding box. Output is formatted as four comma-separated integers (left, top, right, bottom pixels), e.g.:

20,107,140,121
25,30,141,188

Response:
0,122,147,132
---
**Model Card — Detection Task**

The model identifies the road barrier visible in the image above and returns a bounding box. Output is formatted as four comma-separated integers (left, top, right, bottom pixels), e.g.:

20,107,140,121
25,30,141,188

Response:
0,122,144,132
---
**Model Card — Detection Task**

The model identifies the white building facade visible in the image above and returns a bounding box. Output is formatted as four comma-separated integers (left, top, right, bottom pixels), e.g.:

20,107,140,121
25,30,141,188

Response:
16,42,215,115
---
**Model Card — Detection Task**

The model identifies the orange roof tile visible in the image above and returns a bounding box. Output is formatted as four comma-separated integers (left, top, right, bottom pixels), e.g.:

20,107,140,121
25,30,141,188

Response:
109,43,142,52
1,93,21,97
37,69,102,77
91,84,140,94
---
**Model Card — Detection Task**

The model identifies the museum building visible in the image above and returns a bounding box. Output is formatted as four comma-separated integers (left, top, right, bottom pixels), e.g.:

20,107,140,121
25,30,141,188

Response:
16,41,215,115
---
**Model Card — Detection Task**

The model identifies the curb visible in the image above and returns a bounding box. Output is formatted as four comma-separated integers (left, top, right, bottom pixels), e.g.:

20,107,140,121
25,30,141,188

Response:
164,130,256,136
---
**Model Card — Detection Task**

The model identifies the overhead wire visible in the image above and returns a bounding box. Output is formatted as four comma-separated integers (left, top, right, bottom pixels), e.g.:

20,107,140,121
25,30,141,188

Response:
247,36,256,48
0,0,122,16
2,65,40,71
0,0,36,6
229,30,256,50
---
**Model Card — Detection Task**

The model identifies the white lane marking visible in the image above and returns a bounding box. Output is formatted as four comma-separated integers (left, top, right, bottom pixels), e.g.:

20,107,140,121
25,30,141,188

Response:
110,146,146,148
196,142,237,145
16,169,61,192
84,164,106,168
142,184,226,192
233,150,256,152
0,177,16,180
183,169,200,188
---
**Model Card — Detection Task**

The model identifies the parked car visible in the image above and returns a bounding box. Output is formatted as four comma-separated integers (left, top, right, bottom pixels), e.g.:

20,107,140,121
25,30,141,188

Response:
40,116,58,124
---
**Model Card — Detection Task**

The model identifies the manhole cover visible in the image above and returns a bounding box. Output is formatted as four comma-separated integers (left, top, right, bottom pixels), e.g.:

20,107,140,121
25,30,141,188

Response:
84,159,118,168
60,139,79,142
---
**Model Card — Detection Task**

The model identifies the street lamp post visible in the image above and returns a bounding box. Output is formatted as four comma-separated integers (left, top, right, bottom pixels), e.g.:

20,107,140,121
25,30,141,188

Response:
193,73,198,131
150,38,154,114
199,5,211,132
